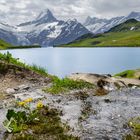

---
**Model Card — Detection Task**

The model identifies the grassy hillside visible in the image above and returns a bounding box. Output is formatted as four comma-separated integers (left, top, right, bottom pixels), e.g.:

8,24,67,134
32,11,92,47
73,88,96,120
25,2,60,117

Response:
62,31,140,47
0,39,12,49
61,19,140,47
0,39,41,50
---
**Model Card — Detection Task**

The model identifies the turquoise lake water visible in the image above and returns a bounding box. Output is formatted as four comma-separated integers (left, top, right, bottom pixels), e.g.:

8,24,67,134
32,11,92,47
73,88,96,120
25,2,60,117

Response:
1,47,140,77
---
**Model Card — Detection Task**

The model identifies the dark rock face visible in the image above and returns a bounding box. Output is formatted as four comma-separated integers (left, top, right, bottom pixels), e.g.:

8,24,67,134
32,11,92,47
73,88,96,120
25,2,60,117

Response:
52,21,90,46
26,30,55,46
0,29,18,45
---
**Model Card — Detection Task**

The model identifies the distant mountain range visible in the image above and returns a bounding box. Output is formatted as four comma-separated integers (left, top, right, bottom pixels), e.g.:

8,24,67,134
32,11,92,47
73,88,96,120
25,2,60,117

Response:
0,10,140,47
84,11,140,34
0,9,89,47
62,19,140,47
108,19,140,32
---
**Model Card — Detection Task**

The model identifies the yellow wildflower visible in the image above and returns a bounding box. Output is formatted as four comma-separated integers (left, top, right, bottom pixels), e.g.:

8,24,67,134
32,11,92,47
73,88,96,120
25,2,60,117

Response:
18,101,26,106
129,121,133,126
37,101,44,109
24,98,33,103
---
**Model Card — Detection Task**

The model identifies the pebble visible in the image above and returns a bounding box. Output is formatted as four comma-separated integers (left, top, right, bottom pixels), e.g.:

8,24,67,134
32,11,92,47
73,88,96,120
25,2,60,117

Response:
6,88,15,94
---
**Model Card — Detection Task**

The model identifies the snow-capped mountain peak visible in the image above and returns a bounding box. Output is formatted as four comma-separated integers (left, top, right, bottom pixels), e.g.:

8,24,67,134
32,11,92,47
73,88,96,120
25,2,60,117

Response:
18,9,57,27
84,16,94,26
128,11,140,16
127,11,140,20
2,10,90,46
35,9,57,24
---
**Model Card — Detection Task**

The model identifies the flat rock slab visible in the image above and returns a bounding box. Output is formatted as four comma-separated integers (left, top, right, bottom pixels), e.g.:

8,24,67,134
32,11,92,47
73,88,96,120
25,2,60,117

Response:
68,73,140,86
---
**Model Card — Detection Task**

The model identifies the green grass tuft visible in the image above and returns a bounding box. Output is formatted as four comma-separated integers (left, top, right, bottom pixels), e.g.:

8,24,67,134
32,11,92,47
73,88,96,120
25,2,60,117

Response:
115,70,135,78
43,76,94,94
30,64,48,76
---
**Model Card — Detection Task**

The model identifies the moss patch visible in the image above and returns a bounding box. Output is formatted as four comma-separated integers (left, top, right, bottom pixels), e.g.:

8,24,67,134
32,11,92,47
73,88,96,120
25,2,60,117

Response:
4,107,79,140
115,70,136,78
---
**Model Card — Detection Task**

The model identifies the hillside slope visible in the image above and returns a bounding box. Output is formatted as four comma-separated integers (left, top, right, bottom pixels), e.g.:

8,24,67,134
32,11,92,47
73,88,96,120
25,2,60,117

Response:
62,19,140,47
0,39,12,49
0,39,40,50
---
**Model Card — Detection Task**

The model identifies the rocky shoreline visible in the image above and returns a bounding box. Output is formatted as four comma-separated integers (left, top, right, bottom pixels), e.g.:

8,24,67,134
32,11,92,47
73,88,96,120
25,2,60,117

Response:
68,73,140,89
0,62,140,139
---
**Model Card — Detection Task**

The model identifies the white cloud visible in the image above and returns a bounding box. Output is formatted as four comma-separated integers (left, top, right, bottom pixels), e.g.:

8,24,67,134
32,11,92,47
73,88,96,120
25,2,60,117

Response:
0,0,140,25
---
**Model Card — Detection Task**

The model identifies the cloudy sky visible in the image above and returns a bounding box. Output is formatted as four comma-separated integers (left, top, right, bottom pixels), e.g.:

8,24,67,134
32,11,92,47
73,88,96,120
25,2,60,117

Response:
0,0,140,25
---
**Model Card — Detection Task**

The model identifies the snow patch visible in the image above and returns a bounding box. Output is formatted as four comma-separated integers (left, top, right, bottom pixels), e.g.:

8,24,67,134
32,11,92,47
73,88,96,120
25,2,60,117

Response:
130,26,135,30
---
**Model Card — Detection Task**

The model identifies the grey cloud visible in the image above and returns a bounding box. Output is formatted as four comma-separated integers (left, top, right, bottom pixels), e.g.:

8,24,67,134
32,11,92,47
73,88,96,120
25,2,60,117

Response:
0,0,140,25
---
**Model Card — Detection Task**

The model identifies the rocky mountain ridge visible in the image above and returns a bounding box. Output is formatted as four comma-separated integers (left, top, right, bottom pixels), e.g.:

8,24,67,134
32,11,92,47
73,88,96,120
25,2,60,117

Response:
84,11,140,33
